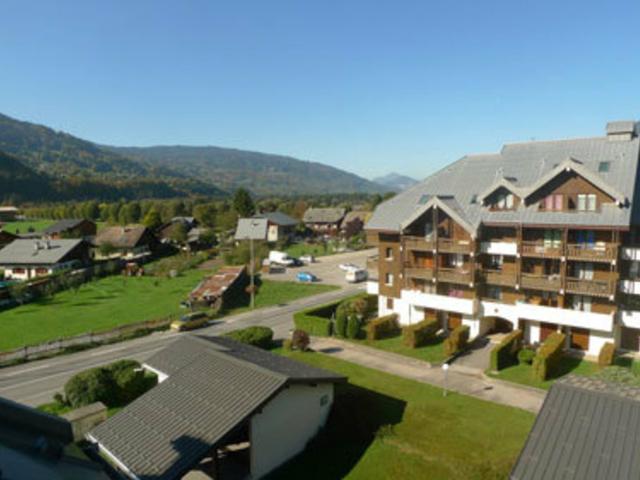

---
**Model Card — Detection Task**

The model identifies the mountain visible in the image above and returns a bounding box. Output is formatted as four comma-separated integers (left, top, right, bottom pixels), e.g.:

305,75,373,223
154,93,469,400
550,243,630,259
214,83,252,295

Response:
109,145,385,196
373,172,419,192
0,112,384,201
0,150,56,202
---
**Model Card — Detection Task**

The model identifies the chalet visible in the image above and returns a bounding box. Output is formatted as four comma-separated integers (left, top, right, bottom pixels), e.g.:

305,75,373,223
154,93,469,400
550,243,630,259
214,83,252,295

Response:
252,211,298,242
341,210,371,238
93,225,156,261
189,265,246,308
89,335,345,480
0,206,19,222
43,218,97,240
303,208,346,236
0,229,18,248
0,239,90,281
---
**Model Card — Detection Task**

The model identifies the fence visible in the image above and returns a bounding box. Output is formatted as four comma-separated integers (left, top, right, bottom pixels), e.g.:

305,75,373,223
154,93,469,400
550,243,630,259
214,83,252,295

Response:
0,316,175,366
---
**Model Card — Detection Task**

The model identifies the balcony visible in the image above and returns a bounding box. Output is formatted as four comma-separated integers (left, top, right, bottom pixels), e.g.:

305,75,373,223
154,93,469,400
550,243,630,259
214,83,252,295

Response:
621,280,640,295
438,268,473,285
437,238,473,254
566,243,617,262
481,269,517,287
520,273,561,292
521,241,563,258
403,236,436,252
404,266,434,282
565,277,616,298
516,301,614,332
402,289,476,315
480,240,518,256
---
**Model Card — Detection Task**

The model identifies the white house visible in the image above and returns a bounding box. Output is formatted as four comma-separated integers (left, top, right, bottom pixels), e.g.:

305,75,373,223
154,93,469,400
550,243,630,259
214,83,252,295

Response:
0,239,89,281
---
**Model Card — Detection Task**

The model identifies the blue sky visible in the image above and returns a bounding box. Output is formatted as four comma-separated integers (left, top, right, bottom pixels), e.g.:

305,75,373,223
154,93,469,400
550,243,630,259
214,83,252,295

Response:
2,1,640,180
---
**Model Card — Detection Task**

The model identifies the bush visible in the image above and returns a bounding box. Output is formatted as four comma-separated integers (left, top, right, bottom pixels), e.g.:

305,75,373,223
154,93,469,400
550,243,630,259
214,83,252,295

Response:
64,367,116,408
346,316,361,339
225,326,274,349
489,330,523,371
517,348,535,365
334,305,348,338
366,314,400,341
108,360,157,404
598,342,616,368
283,338,293,351
402,319,439,348
293,302,336,337
443,325,470,357
532,332,566,381
291,329,310,351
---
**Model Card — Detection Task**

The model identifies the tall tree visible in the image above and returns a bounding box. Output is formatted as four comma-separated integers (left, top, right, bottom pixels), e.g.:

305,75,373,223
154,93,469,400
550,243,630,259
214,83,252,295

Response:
232,188,255,217
143,209,163,230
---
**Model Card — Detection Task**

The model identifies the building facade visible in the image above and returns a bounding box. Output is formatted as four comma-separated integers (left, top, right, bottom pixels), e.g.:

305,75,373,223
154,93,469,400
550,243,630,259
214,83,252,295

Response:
366,121,640,356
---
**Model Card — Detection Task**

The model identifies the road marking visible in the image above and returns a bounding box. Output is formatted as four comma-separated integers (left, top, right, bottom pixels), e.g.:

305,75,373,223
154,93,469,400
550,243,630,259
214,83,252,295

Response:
0,362,52,378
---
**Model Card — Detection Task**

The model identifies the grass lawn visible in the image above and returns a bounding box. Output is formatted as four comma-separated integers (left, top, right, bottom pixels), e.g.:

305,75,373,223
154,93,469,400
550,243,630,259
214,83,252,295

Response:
0,270,336,351
284,243,339,258
2,219,54,234
266,351,534,480
348,334,447,364
487,355,601,390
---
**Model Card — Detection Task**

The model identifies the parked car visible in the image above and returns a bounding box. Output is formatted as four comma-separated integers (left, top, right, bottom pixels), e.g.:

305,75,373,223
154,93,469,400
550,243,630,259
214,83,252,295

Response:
269,250,295,267
170,311,209,331
339,262,360,271
296,271,318,283
345,268,368,283
300,254,316,264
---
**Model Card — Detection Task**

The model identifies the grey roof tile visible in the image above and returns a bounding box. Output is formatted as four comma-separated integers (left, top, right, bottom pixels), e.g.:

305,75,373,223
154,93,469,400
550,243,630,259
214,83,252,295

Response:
303,208,346,224
0,239,84,265
234,218,268,240
253,211,298,227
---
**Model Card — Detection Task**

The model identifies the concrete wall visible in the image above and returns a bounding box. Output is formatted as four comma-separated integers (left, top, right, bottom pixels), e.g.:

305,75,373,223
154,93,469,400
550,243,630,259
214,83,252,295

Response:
250,383,334,479
62,402,107,442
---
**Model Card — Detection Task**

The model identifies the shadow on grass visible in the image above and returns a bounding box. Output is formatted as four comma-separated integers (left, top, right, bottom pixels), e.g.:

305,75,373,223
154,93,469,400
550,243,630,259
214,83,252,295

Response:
264,382,406,480
550,355,588,379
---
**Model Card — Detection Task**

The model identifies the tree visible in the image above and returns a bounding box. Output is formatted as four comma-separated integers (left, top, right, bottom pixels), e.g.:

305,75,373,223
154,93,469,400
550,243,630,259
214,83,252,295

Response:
193,203,217,227
169,223,188,244
99,242,116,258
232,188,255,217
143,209,163,230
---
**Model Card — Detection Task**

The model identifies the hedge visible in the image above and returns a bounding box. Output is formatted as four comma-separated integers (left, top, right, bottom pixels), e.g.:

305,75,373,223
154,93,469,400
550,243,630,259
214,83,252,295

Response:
443,325,470,357
598,342,616,368
402,318,440,348
532,332,566,381
366,314,400,340
346,316,361,339
489,330,523,371
225,326,274,349
293,293,377,337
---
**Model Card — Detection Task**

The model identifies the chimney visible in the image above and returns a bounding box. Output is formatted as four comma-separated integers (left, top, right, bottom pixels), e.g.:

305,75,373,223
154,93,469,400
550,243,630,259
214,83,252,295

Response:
606,121,636,142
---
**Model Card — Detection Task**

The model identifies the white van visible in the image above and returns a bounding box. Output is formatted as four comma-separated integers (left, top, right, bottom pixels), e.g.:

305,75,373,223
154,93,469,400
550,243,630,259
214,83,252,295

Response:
268,250,295,267
345,268,368,283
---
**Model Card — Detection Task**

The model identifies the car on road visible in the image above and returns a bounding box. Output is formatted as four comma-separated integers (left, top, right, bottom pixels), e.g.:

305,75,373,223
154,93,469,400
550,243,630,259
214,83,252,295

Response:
296,271,318,283
339,262,360,271
345,268,368,283
170,311,209,331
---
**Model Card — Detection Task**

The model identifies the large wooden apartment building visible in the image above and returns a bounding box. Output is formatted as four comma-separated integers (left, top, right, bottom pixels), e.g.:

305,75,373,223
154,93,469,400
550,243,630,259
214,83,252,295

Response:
366,121,640,356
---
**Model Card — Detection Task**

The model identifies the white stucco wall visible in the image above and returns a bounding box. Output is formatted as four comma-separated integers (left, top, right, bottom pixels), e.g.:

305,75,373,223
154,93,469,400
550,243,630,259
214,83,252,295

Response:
250,383,334,479
462,316,480,339
585,329,615,356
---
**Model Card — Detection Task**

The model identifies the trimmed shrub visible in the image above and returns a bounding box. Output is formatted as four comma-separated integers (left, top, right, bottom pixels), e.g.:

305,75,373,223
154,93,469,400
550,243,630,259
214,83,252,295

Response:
334,305,348,338
346,316,361,339
489,330,523,371
224,326,274,349
532,332,566,381
598,342,616,368
518,348,535,365
64,367,116,408
293,302,336,337
291,329,310,351
402,318,439,348
283,338,293,351
366,314,400,341
443,325,470,357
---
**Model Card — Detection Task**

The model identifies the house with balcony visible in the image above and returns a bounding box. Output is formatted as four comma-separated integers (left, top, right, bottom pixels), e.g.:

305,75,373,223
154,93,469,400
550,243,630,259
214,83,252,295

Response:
366,120,640,356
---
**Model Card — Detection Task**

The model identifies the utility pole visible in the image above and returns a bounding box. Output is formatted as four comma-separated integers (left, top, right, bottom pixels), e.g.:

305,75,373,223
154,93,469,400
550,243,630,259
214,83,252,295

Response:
249,235,255,309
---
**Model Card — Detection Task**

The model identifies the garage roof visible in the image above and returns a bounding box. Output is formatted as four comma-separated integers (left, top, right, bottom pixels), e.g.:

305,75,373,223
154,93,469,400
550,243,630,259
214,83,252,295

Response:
90,336,345,480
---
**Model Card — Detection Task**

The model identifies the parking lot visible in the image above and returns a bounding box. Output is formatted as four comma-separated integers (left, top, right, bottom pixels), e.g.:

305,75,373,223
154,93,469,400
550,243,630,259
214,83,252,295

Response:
261,248,376,287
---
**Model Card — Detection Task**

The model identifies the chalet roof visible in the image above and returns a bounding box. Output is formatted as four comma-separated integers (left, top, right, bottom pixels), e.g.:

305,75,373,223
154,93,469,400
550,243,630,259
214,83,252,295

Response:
342,210,371,225
90,336,344,480
0,239,84,265
94,225,150,248
367,121,640,232
252,211,298,227
303,208,346,224
234,218,268,240
43,219,92,235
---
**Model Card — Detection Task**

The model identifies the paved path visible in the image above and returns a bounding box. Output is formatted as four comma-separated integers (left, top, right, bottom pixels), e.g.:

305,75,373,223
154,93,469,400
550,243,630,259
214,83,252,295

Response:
311,337,546,413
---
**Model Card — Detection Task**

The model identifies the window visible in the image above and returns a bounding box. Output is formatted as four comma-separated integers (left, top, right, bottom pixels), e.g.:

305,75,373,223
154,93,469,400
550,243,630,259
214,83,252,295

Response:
385,247,393,260
630,261,640,280
493,192,515,210
489,255,504,270
385,273,393,286
587,194,597,211
576,262,594,280
386,297,394,309
447,288,464,298
577,194,587,211
577,194,597,211
598,161,610,173
418,194,430,205
554,194,563,211
486,286,502,301
572,295,592,312
12,268,25,274
544,195,554,210
544,230,562,248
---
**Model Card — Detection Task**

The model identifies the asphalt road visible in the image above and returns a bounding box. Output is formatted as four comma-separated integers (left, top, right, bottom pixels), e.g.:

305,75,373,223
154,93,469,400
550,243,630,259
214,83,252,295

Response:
0,249,374,407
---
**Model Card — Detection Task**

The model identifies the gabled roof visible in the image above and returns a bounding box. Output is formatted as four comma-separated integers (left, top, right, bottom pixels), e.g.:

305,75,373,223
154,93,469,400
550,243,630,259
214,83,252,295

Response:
90,336,344,480
303,208,346,224
400,196,476,237
523,156,627,205
234,218,268,240
253,211,298,227
342,210,372,225
0,239,84,265
479,177,526,204
43,218,93,235
94,225,150,248
511,375,640,480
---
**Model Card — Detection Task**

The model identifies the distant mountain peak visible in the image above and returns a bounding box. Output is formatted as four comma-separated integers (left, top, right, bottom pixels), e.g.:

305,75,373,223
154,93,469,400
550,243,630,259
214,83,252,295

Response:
373,172,419,192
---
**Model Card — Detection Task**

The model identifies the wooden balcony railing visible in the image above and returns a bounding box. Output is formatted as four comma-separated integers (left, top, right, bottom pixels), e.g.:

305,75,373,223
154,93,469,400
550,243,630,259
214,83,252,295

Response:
566,243,617,262
481,269,517,287
437,238,473,254
403,236,436,251
520,273,562,291
404,266,435,282
438,268,473,285
521,241,563,258
565,277,617,298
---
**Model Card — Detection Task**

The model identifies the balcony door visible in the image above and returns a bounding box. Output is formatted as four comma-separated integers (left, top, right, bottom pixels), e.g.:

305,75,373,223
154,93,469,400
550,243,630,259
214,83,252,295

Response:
572,294,592,312
575,262,594,280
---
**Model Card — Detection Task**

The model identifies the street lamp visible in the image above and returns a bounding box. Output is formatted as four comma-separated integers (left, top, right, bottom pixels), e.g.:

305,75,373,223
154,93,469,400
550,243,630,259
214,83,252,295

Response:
442,363,449,397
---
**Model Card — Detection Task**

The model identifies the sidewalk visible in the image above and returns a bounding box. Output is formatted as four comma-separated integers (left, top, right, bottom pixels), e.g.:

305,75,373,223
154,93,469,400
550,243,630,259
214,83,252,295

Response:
310,337,546,413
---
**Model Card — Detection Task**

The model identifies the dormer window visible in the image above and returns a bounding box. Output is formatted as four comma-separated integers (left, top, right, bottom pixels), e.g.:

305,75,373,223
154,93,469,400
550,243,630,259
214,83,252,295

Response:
598,161,610,173
577,194,597,212
490,191,515,210
542,194,563,211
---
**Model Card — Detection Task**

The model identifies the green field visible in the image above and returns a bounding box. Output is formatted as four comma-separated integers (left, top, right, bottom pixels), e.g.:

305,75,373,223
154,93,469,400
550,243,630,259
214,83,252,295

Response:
348,334,447,364
0,272,337,351
284,243,339,258
267,351,534,480
2,219,54,234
